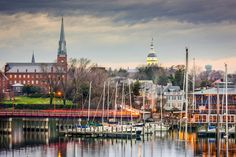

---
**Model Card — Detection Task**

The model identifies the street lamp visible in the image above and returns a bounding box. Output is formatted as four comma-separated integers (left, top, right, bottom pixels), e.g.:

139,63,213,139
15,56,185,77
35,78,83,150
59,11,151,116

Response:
54,91,62,110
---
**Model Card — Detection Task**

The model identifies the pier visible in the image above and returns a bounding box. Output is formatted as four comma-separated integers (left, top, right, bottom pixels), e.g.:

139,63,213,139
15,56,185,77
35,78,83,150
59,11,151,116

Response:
0,109,140,119
0,118,12,134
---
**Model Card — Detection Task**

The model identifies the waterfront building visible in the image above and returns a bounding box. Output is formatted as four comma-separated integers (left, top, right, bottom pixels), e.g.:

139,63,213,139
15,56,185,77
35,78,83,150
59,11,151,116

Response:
146,38,158,65
193,85,236,111
3,18,67,93
157,83,184,111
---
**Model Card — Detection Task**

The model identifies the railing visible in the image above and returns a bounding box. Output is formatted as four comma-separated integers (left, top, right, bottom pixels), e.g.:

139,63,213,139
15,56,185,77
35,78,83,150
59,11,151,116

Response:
0,109,140,118
191,114,236,124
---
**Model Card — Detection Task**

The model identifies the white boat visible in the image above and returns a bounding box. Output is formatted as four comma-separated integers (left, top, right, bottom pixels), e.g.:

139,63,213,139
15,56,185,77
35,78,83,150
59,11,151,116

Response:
145,122,170,132
197,125,225,136
228,126,235,134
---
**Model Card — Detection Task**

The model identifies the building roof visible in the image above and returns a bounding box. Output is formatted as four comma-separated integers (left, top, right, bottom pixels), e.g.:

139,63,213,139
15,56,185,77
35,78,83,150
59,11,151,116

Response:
147,53,157,58
12,83,24,87
194,87,236,95
5,62,57,73
156,83,182,94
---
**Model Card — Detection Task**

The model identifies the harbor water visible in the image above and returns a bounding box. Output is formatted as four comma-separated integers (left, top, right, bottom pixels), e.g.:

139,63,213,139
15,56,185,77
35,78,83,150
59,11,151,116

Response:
0,119,236,157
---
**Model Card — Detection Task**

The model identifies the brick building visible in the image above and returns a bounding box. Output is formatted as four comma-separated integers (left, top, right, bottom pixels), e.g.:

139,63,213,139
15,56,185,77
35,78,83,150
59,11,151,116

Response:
0,71,9,96
3,17,67,93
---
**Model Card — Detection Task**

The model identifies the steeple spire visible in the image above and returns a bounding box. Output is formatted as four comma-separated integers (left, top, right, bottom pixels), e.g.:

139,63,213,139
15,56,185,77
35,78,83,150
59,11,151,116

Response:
58,17,67,55
31,51,35,63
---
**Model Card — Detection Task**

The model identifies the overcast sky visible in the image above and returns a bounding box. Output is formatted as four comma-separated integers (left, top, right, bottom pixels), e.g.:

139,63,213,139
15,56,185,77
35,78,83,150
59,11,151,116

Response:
0,0,236,72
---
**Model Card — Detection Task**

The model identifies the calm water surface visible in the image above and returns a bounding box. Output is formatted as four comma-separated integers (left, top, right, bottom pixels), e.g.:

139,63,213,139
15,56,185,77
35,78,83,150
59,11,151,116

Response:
0,119,236,157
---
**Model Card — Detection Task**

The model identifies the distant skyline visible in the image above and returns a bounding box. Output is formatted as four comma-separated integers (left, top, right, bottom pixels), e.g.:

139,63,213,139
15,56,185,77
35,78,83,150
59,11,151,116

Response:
0,0,236,72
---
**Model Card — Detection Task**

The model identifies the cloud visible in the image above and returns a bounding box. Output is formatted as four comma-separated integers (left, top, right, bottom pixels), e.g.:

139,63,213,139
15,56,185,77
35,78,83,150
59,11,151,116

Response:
0,0,236,24
0,11,236,73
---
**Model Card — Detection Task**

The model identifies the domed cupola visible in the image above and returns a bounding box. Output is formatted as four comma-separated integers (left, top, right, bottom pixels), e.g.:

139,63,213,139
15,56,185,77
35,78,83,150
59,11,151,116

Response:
146,38,158,65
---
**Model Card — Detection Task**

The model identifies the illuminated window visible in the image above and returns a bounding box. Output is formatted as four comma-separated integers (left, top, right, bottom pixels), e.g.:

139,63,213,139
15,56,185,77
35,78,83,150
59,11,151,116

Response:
9,75,12,78
19,75,21,78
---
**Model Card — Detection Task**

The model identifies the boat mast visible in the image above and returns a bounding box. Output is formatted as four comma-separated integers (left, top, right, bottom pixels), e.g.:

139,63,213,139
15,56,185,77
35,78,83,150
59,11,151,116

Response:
216,83,220,157
208,94,211,127
114,82,118,121
192,58,196,110
128,79,133,122
107,81,110,120
102,82,106,124
142,83,146,122
160,85,163,129
225,63,228,157
185,47,189,140
121,82,125,125
87,81,92,122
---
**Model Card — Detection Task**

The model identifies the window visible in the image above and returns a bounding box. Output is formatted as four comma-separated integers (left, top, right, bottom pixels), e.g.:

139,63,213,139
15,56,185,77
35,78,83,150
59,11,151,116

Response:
23,75,25,78
23,80,26,84
27,75,30,78
173,96,176,100
36,80,38,84
10,75,12,78
36,74,39,78
14,80,16,84
19,75,21,78
14,75,17,78
32,80,34,84
178,96,182,100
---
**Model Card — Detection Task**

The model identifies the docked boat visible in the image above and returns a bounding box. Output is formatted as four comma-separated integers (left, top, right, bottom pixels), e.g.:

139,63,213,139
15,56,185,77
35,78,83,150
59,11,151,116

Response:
197,125,225,137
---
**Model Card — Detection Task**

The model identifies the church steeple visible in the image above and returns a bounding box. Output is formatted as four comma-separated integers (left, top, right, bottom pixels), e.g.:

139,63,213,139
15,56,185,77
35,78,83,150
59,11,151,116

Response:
31,52,35,63
58,17,67,55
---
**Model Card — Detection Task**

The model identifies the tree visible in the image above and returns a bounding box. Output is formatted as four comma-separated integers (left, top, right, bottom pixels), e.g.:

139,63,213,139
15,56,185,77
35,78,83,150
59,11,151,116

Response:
132,81,140,96
135,65,169,84
168,65,185,89
22,85,41,96
41,63,61,105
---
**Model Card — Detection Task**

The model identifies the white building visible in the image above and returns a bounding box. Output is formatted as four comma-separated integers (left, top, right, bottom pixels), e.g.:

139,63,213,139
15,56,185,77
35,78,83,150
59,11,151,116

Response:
157,83,184,111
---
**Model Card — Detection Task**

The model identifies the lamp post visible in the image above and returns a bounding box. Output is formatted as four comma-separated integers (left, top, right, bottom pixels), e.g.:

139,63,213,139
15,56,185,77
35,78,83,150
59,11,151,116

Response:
54,91,62,110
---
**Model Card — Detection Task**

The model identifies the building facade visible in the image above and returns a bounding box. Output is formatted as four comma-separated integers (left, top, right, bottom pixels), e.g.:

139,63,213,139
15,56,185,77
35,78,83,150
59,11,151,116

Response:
3,18,67,93
158,84,184,111
0,71,8,95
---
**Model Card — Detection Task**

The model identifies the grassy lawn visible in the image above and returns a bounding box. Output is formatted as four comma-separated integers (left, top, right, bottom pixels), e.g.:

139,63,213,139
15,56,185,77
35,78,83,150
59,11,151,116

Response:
1,96,72,105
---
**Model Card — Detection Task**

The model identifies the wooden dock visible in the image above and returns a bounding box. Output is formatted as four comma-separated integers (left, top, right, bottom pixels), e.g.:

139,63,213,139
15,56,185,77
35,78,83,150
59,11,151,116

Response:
59,126,142,139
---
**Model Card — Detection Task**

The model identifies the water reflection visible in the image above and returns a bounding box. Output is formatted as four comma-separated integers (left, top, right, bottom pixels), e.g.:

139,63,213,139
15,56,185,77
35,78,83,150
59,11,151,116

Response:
0,119,236,157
